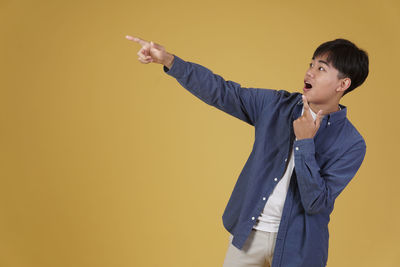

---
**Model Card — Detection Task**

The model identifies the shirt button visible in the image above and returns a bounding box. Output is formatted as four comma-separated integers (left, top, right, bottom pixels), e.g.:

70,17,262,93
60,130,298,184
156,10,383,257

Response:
263,197,266,201
285,158,287,162
274,177,278,182
295,147,299,151
251,217,255,220
328,121,331,125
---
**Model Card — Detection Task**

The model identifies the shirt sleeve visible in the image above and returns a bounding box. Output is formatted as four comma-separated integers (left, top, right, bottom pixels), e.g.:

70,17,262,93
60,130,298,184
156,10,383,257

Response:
293,138,367,215
163,54,278,126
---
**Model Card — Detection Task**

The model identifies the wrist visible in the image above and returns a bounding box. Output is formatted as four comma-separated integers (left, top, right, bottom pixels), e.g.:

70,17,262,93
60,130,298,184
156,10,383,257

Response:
163,52,174,69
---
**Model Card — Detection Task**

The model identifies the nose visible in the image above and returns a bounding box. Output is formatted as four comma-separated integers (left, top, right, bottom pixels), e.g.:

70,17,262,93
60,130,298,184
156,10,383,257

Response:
306,68,315,78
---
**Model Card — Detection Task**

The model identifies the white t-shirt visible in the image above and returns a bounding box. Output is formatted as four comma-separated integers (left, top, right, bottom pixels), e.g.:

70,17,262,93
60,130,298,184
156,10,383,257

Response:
252,105,317,232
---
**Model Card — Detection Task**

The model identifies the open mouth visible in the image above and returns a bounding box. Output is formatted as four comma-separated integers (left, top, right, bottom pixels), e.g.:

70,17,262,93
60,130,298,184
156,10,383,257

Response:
303,81,313,91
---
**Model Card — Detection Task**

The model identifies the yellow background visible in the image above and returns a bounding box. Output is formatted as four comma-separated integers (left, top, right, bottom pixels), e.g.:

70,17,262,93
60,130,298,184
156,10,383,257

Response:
1,0,399,266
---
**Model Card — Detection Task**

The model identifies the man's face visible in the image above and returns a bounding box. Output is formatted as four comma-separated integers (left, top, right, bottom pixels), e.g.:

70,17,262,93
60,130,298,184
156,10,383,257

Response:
303,53,346,104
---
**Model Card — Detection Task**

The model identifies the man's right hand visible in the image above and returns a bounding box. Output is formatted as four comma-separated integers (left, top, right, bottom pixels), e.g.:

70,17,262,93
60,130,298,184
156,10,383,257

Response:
125,35,174,69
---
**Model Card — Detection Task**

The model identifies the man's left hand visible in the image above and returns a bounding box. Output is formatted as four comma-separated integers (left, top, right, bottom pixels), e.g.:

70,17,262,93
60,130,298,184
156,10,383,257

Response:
293,95,324,140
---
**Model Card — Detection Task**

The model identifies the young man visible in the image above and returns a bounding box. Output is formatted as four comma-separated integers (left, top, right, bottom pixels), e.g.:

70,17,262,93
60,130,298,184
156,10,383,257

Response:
127,36,369,267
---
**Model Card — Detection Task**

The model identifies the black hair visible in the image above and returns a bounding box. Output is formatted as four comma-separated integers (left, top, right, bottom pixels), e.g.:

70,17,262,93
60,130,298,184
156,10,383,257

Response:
312,38,369,96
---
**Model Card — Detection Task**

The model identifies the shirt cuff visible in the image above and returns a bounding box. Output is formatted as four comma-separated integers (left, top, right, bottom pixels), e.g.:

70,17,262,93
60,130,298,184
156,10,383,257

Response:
293,138,315,155
163,54,185,79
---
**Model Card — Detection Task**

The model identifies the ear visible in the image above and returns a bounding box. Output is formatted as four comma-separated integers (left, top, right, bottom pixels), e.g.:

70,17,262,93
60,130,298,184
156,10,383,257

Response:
338,77,351,94
343,77,351,90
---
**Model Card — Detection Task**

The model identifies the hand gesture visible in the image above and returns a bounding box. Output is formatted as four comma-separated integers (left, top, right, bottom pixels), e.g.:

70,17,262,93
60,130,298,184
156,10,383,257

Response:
125,35,173,67
293,95,324,140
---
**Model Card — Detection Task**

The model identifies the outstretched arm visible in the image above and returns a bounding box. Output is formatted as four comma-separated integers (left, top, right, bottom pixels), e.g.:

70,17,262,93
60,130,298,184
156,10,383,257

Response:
162,54,275,126
126,35,278,126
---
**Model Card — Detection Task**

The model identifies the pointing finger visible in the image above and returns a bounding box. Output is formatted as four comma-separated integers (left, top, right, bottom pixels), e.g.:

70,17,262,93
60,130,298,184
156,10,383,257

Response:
302,95,312,118
315,110,324,128
302,95,309,109
126,35,149,47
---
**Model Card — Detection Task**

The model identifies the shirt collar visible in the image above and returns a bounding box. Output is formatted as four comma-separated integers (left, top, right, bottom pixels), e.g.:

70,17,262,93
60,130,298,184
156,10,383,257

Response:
295,94,347,124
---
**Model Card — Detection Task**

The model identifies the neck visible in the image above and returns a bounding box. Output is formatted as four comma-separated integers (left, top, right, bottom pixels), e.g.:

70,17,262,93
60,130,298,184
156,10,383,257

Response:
309,102,341,116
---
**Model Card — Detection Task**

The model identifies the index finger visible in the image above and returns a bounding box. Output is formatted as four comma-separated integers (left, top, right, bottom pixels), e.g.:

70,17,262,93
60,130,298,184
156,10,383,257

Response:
302,95,310,110
302,95,312,116
125,35,148,46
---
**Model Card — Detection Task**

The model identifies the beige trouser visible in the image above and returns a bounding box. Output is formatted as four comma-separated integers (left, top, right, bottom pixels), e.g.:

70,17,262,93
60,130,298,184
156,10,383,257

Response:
222,229,278,267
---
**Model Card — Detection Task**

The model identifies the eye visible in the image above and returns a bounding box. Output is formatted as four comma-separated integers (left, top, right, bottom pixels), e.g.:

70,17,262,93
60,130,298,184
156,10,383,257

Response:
309,63,325,71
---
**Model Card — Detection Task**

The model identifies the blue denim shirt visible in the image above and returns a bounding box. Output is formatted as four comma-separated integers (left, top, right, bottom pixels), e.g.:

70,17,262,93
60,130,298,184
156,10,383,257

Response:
163,55,366,267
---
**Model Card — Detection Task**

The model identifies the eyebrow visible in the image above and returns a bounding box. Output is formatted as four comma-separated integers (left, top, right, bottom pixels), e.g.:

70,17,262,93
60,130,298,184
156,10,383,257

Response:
311,57,331,68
